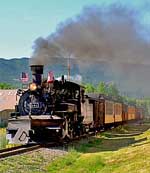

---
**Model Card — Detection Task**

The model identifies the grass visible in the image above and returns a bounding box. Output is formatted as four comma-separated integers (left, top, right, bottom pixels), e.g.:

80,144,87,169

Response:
47,150,105,173
1,123,150,173
0,152,49,173
47,123,150,173
0,128,8,149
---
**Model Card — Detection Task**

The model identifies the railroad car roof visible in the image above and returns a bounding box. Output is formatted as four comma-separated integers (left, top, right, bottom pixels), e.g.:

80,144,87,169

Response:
86,93,123,103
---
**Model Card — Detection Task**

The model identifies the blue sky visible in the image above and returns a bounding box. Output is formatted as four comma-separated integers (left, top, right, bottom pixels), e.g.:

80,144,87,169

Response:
0,0,150,58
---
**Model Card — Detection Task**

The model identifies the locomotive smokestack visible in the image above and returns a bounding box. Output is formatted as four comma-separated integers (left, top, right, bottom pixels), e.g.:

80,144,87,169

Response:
30,65,44,85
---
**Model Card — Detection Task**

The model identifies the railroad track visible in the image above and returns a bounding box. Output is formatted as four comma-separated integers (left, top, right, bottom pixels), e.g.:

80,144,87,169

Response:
0,132,96,160
0,144,41,159
0,141,68,160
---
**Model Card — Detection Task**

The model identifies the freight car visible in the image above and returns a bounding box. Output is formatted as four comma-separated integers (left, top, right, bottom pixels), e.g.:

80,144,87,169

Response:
82,94,144,130
6,65,144,144
82,94,123,130
136,107,144,121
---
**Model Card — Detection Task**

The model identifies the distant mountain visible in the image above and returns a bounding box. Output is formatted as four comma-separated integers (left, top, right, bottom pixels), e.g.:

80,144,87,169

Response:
1,57,150,97
0,58,30,86
0,57,80,87
0,57,111,86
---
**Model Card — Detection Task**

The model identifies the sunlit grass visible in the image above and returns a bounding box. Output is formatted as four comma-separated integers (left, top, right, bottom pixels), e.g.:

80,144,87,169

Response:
47,150,105,173
0,128,8,149
0,128,6,135
47,123,150,173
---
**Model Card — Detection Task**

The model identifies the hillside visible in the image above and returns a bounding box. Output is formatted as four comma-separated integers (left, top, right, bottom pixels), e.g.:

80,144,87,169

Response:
0,57,108,87
1,57,150,97
0,58,30,87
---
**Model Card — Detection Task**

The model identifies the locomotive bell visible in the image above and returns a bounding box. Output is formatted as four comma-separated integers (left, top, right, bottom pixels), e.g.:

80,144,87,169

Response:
30,65,44,85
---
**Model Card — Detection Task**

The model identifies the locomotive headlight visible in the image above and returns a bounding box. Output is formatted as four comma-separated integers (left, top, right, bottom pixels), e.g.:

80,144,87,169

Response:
29,83,37,91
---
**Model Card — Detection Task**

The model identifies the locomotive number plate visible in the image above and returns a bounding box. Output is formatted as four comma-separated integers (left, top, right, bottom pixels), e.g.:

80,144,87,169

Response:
31,103,39,108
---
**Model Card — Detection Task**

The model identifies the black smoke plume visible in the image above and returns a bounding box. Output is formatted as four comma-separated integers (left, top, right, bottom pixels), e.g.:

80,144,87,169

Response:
31,4,150,96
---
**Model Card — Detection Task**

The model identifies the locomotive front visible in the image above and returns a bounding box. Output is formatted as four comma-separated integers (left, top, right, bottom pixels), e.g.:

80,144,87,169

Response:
18,65,47,116
6,65,84,144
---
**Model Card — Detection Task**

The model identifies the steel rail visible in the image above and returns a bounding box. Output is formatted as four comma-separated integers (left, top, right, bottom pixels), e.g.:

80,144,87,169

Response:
0,144,41,159
0,132,98,159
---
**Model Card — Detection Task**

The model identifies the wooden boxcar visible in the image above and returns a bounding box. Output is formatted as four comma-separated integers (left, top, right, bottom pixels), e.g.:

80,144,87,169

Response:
136,107,144,120
128,105,136,120
81,95,104,129
81,97,94,126
81,93,144,130
114,102,123,123
82,94,123,129
104,100,115,124
122,104,128,122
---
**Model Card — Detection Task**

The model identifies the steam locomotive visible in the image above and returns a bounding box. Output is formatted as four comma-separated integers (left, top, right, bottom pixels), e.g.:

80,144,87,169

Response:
7,65,85,143
6,65,144,144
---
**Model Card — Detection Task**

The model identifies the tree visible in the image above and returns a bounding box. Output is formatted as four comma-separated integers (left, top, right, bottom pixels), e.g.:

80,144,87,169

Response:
136,98,150,116
0,83,15,89
107,82,120,98
96,82,107,95
85,83,96,93
125,97,136,105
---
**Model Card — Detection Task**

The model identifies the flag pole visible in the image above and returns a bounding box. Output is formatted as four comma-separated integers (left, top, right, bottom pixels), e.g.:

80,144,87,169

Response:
21,72,29,89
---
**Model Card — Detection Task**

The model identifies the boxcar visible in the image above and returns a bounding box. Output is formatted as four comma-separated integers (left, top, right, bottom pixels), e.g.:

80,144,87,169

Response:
81,97,94,126
122,104,128,122
82,94,123,129
105,100,115,124
81,95,104,129
136,107,144,120
128,105,136,120
114,102,123,123
81,93,144,130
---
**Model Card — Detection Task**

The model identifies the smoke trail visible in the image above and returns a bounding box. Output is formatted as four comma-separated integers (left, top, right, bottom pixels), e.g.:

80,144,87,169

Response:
31,5,150,65
31,3,150,96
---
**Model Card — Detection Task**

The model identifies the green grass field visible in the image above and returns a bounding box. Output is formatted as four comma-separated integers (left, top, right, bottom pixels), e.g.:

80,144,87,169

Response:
1,123,150,173
48,123,150,173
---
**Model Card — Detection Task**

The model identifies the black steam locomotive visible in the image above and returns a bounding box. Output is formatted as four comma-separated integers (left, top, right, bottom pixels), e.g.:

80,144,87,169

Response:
7,65,85,143
6,65,144,144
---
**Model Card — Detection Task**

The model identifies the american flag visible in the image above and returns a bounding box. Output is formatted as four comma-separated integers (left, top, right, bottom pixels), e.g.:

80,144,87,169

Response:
20,72,29,83
47,71,54,83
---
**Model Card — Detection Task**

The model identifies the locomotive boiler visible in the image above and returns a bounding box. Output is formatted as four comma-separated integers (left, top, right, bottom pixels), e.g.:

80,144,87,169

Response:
6,65,84,144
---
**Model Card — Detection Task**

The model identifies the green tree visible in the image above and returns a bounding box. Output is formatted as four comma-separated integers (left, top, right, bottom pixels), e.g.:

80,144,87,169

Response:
107,82,120,98
85,83,96,93
136,98,150,117
96,82,107,94
122,95,137,105
0,83,15,89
